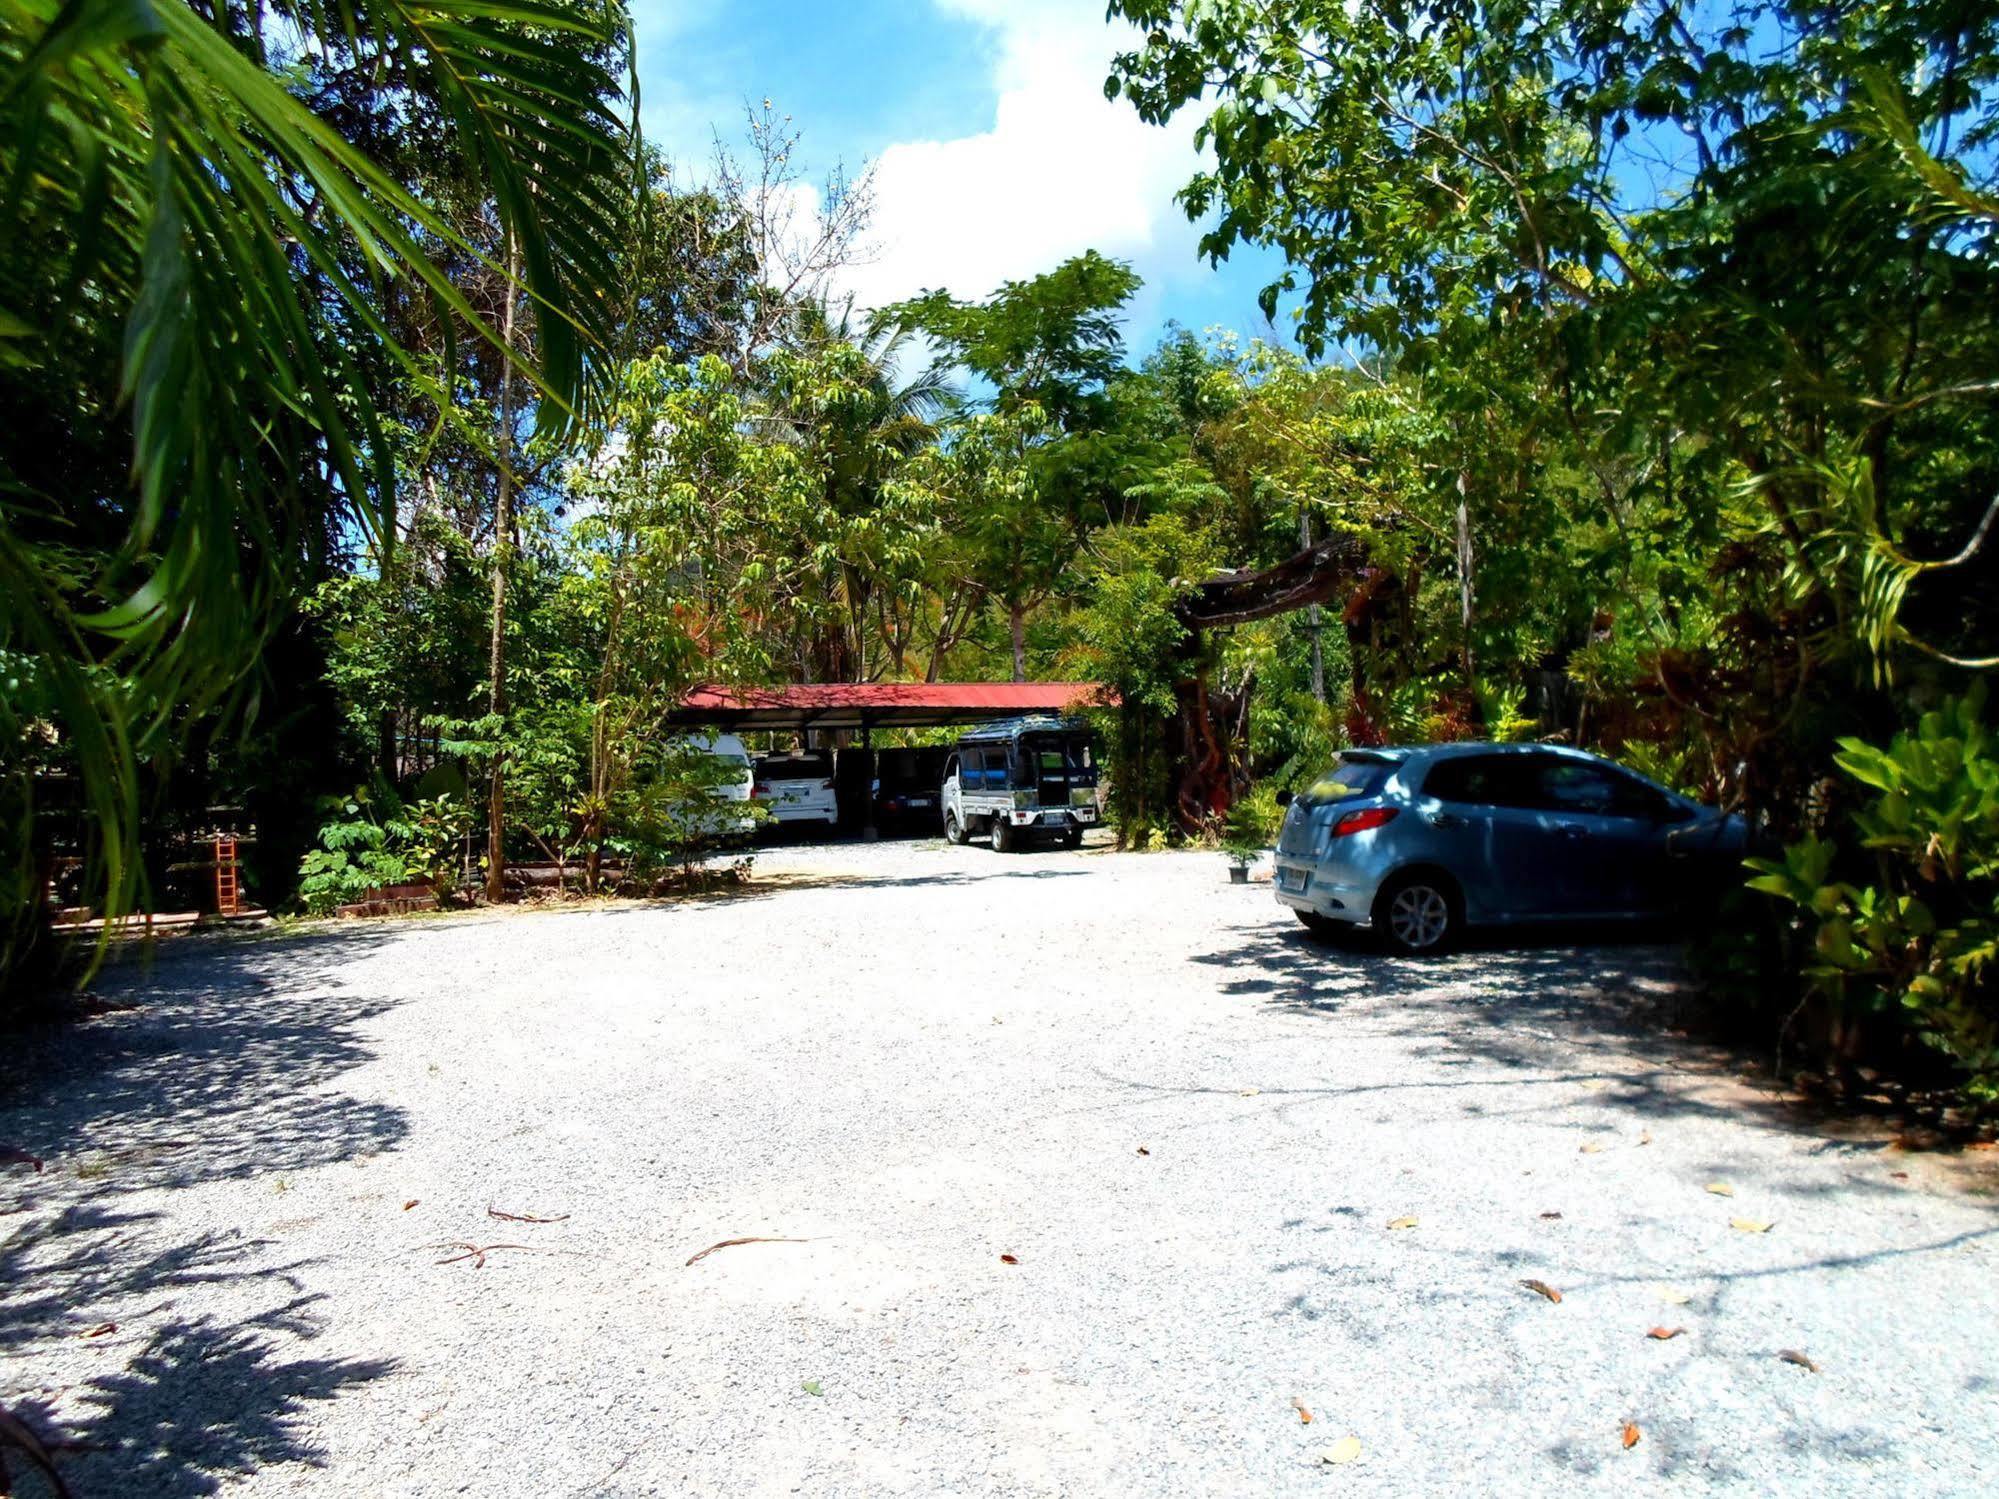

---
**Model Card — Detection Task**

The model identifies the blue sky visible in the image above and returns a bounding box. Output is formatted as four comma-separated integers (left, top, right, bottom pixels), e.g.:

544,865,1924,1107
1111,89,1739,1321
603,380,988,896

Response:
626,0,1292,363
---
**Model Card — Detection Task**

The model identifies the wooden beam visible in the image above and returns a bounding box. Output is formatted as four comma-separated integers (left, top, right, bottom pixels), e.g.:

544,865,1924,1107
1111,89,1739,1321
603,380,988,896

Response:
1176,532,1371,630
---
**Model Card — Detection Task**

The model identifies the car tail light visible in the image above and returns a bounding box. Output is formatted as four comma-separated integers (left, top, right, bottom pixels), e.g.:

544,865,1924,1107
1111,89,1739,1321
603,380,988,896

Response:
1332,807,1398,837
752,783,769,797
820,779,835,790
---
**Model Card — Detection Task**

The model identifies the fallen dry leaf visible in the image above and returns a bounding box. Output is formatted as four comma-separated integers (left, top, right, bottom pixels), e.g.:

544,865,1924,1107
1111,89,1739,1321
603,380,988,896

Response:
1778,1349,1821,1373
1891,1171,1909,1180
1730,1218,1774,1233
1319,1436,1363,1465
1291,1396,1313,1425
1387,1216,1419,1230
685,1236,813,1266
1135,1146,1150,1156
429,1241,537,1268
1521,1278,1563,1304
1647,1326,1685,1341
83,1322,116,1338
1540,1211,1563,1220
1654,1288,1693,1305
1637,1131,1653,1146
1705,1182,1734,1197
1579,1142,1605,1154
1622,1422,1641,1449
402,1200,419,1211
999,1253,1019,1265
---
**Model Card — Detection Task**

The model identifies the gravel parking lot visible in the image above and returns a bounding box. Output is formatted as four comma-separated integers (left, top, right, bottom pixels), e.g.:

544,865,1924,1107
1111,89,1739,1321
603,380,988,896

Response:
4,837,1997,1496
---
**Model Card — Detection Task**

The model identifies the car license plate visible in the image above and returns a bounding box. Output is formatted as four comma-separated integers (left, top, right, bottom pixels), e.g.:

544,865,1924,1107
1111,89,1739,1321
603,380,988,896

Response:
1277,867,1308,893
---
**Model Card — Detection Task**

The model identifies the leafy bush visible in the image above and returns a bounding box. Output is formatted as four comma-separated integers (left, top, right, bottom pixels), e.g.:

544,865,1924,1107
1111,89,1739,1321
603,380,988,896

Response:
296,786,473,915
297,789,416,915
403,795,476,899
1746,688,1999,1101
1221,783,1280,865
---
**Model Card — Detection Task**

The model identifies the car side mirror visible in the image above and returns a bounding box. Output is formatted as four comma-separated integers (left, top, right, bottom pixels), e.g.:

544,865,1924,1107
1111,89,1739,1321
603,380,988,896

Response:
1274,789,1293,807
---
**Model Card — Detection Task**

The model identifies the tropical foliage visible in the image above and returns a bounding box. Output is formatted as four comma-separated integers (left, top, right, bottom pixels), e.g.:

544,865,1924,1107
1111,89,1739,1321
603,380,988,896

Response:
3,0,1994,1106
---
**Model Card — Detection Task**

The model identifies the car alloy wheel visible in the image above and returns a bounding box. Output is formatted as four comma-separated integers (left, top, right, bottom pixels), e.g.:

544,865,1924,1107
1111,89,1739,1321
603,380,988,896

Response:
1385,881,1452,953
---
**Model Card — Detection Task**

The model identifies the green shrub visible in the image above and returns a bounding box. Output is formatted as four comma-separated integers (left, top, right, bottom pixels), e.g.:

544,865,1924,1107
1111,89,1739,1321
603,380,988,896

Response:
1745,687,1999,1101
1221,783,1280,865
296,786,473,915
297,789,416,915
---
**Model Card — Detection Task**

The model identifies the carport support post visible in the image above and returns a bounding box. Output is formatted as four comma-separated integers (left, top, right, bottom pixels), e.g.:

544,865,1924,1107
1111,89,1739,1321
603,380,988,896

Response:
860,719,879,841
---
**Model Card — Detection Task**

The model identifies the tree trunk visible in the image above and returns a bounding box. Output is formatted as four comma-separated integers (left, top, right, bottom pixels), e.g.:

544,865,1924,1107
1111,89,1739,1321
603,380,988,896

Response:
1300,507,1325,703
843,562,871,681
1009,602,1026,682
484,232,522,904
1455,469,1477,696
378,708,399,784
925,584,972,682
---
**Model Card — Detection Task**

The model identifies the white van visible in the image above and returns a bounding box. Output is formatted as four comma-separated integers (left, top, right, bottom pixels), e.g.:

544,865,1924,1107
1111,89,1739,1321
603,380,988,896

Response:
684,733,756,839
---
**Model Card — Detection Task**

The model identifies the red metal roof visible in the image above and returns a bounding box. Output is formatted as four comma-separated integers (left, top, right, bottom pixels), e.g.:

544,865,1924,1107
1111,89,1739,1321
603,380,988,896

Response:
668,682,1114,731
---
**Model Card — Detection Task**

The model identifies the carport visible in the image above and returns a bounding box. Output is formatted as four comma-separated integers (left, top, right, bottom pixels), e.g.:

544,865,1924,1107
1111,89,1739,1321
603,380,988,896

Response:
664,682,1112,837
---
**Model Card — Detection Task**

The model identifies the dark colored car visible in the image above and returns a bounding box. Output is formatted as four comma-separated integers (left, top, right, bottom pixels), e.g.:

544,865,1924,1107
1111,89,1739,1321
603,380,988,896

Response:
871,747,950,831
1271,743,1748,955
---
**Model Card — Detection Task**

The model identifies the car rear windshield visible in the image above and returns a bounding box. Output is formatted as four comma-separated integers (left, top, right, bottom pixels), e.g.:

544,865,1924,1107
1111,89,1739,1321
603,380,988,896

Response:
876,750,940,787
1306,755,1395,800
754,754,831,779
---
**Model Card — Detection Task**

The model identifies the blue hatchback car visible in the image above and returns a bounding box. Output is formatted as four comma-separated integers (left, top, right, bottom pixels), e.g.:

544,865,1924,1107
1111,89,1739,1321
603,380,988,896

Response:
1271,743,1748,955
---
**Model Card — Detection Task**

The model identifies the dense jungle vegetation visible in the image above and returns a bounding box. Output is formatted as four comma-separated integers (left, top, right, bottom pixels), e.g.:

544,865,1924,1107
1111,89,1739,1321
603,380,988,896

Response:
2,0,1996,1105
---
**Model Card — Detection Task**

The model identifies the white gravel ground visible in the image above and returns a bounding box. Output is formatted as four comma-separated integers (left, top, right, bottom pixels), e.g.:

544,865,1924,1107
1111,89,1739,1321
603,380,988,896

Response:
4,836,1998,1497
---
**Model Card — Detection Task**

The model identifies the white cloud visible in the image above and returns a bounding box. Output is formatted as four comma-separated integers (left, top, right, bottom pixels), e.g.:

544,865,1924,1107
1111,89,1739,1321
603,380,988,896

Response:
843,1,1205,311
627,0,1244,344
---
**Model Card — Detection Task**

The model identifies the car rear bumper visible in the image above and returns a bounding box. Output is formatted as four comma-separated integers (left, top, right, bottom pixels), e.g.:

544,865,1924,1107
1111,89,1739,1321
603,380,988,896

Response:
761,802,837,823
1272,855,1379,925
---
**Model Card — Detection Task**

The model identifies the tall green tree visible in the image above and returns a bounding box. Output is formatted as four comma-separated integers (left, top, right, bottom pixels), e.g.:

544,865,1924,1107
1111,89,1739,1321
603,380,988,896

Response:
0,0,638,991
1107,0,1999,805
893,253,1145,679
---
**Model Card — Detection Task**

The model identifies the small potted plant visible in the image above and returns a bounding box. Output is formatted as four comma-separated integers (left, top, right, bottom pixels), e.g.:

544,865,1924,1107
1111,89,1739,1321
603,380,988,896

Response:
1220,796,1269,884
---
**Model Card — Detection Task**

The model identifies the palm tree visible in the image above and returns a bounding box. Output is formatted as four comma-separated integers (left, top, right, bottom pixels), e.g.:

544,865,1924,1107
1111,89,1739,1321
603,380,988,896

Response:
757,299,955,680
0,0,637,989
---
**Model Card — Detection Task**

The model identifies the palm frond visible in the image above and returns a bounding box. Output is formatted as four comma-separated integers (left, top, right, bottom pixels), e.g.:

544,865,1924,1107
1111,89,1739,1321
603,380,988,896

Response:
0,0,639,984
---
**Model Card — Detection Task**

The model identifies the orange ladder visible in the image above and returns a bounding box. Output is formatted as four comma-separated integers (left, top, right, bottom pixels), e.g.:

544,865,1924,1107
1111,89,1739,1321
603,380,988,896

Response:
214,834,241,916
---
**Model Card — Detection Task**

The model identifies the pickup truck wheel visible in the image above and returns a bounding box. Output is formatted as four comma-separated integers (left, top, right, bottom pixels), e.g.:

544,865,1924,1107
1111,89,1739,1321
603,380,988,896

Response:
1062,828,1083,849
944,811,966,845
991,817,1014,853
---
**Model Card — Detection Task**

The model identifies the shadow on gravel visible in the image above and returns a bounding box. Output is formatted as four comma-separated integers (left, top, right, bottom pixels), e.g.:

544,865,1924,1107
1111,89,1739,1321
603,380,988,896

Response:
5,1302,395,1497
1,929,407,1495
1182,920,1808,1137
1,927,409,1183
